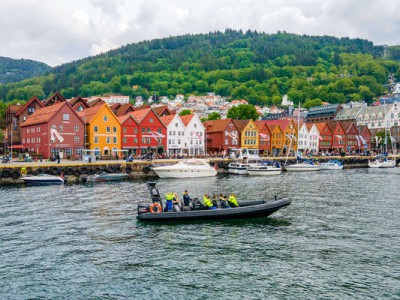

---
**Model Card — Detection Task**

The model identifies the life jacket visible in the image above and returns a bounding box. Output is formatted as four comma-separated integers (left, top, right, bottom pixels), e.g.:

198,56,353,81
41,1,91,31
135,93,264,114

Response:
203,196,213,208
165,192,174,201
228,195,239,207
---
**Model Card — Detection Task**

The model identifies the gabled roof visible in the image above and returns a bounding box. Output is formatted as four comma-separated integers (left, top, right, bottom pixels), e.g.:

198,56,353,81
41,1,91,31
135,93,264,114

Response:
77,104,105,124
117,113,139,125
7,104,23,114
179,114,195,127
160,114,177,127
69,96,89,107
43,92,66,107
306,123,316,131
266,124,280,133
111,103,135,117
254,120,271,134
263,119,294,131
204,119,235,133
314,122,331,134
357,125,371,135
232,119,251,133
121,108,154,124
338,120,358,134
15,96,44,116
88,98,105,107
135,104,151,111
153,105,173,116
21,102,66,126
334,106,365,121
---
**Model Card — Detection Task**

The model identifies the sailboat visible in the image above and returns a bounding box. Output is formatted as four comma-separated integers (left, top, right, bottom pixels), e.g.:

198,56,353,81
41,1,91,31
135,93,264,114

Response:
284,103,321,172
368,102,396,168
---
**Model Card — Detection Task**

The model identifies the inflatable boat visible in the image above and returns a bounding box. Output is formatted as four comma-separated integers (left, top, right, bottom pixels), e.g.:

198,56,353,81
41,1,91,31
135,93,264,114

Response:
137,183,291,222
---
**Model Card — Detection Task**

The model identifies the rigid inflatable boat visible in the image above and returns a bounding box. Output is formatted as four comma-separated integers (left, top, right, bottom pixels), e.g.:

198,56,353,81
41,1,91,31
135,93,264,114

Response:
137,183,291,222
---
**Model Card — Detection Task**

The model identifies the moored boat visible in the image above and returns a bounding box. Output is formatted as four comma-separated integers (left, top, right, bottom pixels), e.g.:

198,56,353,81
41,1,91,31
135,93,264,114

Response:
320,160,344,170
368,155,396,168
152,159,217,178
22,173,65,186
86,171,128,182
137,182,291,222
284,160,321,172
247,162,282,176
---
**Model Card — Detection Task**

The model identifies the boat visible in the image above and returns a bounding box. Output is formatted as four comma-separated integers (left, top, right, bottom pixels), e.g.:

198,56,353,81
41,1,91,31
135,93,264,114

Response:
284,160,321,172
152,159,217,178
368,155,396,168
22,173,65,186
86,171,128,182
320,160,344,170
137,183,291,222
228,148,260,175
247,162,282,176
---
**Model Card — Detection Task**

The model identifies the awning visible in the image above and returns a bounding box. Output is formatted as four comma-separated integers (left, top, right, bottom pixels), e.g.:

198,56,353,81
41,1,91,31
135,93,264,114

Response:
10,145,25,149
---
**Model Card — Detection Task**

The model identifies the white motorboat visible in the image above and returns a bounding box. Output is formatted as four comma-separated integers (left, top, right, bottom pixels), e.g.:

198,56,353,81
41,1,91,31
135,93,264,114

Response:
368,158,396,168
86,171,128,182
152,159,217,178
247,163,282,176
284,160,321,172
320,160,344,170
22,173,65,185
228,162,257,175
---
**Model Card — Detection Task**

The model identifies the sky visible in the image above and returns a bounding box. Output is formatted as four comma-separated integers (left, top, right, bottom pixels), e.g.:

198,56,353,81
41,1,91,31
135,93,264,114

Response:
1,0,400,67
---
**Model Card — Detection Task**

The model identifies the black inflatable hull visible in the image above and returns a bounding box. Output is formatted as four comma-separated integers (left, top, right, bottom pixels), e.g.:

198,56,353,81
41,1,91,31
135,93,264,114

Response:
137,198,291,222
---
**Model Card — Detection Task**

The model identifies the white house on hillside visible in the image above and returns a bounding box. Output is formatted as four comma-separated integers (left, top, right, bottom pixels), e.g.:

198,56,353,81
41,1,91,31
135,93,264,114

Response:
160,114,186,156
297,123,309,152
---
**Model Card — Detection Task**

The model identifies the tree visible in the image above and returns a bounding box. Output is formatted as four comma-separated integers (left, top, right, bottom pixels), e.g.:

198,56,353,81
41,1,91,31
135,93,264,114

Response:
179,109,192,116
227,104,259,120
303,98,323,109
207,112,221,120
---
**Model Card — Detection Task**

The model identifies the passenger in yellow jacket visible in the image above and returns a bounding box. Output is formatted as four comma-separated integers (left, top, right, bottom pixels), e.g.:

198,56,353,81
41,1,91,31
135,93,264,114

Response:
203,194,217,210
228,194,239,207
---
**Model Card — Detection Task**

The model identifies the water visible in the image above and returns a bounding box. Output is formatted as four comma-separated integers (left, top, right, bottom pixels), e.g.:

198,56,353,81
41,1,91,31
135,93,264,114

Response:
1,169,400,299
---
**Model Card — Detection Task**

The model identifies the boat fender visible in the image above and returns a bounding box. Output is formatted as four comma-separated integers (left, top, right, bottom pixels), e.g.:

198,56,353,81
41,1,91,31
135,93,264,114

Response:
125,167,133,174
143,166,151,174
20,167,28,177
218,162,224,168
107,166,115,173
51,166,60,175
2,169,11,178
11,171,20,179
115,166,122,173
35,168,44,175
95,167,102,173
66,167,74,175
80,166,88,174
223,163,230,170
88,168,95,175
149,202,162,213
74,169,81,177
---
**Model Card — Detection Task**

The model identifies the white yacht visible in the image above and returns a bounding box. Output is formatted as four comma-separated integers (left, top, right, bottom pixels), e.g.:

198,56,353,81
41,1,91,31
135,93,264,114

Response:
152,159,217,178
368,157,396,168
320,160,344,170
22,173,65,185
247,163,282,176
228,148,261,175
284,160,321,172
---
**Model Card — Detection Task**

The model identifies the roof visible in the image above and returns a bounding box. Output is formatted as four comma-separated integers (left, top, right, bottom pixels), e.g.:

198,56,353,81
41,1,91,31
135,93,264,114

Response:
179,114,195,126
307,104,340,118
204,119,234,133
159,115,176,127
88,98,105,107
123,108,152,124
69,96,89,107
314,122,331,133
7,104,23,114
21,102,65,126
338,120,358,133
254,121,271,134
77,104,104,124
111,103,135,116
262,119,294,131
43,92,66,107
334,106,364,121
232,119,252,133
153,105,172,116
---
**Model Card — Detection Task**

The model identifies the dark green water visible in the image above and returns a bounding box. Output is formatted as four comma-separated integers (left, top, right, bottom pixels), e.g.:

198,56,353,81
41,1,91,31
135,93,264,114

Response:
1,169,400,299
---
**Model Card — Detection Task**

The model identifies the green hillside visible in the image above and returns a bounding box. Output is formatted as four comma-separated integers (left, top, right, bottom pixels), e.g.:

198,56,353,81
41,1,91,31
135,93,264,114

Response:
0,57,51,84
1,29,400,106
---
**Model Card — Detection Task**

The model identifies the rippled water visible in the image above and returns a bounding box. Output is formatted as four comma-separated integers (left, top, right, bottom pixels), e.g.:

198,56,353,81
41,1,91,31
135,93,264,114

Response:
1,169,400,299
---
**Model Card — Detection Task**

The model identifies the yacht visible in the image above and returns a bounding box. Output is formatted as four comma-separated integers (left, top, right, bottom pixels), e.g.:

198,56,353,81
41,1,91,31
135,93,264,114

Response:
86,171,128,182
152,159,217,178
247,162,282,176
320,160,344,170
22,173,65,186
228,148,261,175
284,160,321,172
368,156,396,168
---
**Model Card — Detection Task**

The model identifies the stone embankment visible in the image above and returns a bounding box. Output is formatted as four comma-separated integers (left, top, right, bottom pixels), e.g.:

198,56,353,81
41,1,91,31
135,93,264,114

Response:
0,156,398,185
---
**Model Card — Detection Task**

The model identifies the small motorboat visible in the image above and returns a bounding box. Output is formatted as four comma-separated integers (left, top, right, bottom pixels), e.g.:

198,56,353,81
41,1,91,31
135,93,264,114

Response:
368,155,396,168
22,173,65,186
86,171,128,182
152,159,217,178
320,160,344,170
228,162,255,175
247,162,282,176
137,183,291,222
284,160,321,172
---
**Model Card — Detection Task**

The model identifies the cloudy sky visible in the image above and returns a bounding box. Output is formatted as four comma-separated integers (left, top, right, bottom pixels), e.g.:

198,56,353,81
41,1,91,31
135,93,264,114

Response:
1,0,399,67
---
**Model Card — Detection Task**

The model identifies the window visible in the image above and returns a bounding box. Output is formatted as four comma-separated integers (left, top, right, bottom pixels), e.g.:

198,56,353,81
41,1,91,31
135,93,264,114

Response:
134,138,138,144
147,138,150,143
158,128,162,134
113,127,117,133
74,125,79,132
106,126,110,133
194,123,197,128
134,128,138,134
106,137,110,143
123,138,127,143
142,137,146,143
142,128,145,133
113,137,117,143
76,147,83,156
175,123,178,127
149,118,154,123
123,127,127,133
94,137,99,144
94,126,98,133
59,125,63,132
103,116,108,122
37,127,40,132
63,114,70,121
27,128,30,133
74,136,79,143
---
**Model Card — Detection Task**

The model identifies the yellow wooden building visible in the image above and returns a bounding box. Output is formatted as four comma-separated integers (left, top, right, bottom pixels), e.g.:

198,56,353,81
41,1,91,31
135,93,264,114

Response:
78,103,121,156
232,119,259,149
266,124,284,154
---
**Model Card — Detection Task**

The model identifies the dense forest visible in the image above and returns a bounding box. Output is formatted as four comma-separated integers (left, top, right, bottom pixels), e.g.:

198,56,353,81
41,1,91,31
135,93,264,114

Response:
1,29,400,107
0,57,51,84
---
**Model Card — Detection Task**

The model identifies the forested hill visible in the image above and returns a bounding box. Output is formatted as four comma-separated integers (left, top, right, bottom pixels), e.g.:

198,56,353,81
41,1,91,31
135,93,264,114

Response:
1,29,400,107
0,57,51,84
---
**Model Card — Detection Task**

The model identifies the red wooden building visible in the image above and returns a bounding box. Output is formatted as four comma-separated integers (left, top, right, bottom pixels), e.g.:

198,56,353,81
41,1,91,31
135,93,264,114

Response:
357,125,372,152
315,122,333,153
118,108,166,156
21,102,85,159
204,119,240,155
327,121,346,152
255,120,271,155
339,120,360,152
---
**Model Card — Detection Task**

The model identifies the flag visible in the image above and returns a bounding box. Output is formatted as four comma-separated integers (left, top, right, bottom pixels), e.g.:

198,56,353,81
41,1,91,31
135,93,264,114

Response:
359,135,368,148
259,133,270,141
285,134,297,141
194,132,203,140
149,131,159,142
151,131,165,138
335,135,343,141
355,135,360,147
375,136,381,147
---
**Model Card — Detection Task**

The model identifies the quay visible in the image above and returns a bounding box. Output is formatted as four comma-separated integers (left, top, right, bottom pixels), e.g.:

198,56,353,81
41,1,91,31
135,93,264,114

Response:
1,156,398,186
